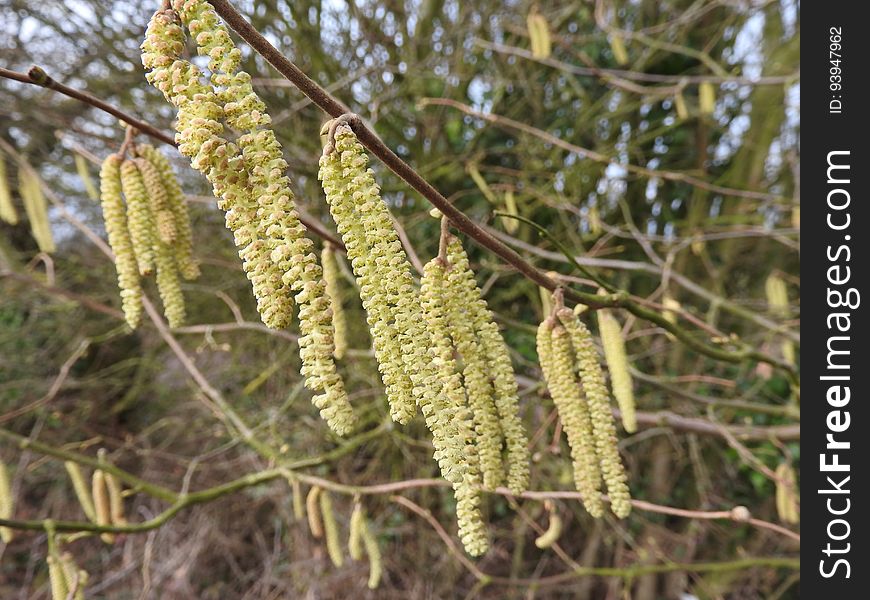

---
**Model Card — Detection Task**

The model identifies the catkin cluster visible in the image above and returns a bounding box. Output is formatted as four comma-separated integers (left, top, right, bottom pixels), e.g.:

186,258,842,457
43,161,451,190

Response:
99,147,196,329
142,1,353,435
536,298,632,518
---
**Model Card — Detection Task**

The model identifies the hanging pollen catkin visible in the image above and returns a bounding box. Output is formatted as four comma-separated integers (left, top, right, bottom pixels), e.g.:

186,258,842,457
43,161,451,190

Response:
537,320,605,517
0,152,18,224
105,473,127,526
0,459,13,543
119,159,156,276
64,461,97,523
306,486,324,538
361,517,383,589
91,470,114,544
59,552,88,600
136,143,199,279
319,491,343,567
99,154,143,329
557,308,632,518
321,243,348,360
348,503,365,561
534,505,563,549
48,555,68,600
143,4,353,435
19,166,55,253
775,462,799,524
135,156,177,244
74,153,99,201
527,11,551,59
420,257,488,556
597,309,637,433
318,125,417,424
444,234,530,494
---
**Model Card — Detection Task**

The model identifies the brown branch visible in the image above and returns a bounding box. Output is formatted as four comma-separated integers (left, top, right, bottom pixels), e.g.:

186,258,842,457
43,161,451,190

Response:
0,66,176,147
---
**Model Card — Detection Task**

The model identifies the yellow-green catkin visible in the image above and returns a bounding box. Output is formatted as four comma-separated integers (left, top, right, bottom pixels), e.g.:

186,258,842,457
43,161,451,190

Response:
0,459,13,543
0,152,18,224
48,555,68,600
775,462,799,524
445,235,530,494
143,6,353,434
135,156,177,244
699,82,716,115
99,154,143,329
19,166,55,253
105,473,127,526
59,552,88,600
74,153,99,201
289,476,305,521
765,273,789,317
348,503,365,560
557,308,631,518
64,461,97,522
306,486,323,538
537,320,605,517
136,143,199,279
318,125,418,424
597,309,637,433
92,470,114,544
361,517,383,589
319,491,343,567
420,257,488,556
119,159,156,276
322,243,348,360
527,11,551,59
534,509,563,549
609,34,629,65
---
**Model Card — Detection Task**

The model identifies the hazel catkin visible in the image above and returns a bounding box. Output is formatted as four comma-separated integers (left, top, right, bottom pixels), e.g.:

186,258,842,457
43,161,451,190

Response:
0,151,18,224
319,491,343,567
91,470,114,544
135,156,177,244
597,309,637,433
0,459,13,543
64,461,97,523
557,308,631,518
321,243,348,360
119,159,156,276
19,165,55,253
99,154,143,329
306,486,323,538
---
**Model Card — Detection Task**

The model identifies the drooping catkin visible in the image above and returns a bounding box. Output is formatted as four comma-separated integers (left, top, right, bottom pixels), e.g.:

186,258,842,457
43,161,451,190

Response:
142,7,354,435
321,243,348,360
136,143,199,279
119,159,156,276
64,461,97,523
534,506,563,549
445,234,530,494
59,552,88,600
91,470,114,544
0,459,14,543
306,486,324,538
527,11,551,59
361,517,383,589
319,491,343,567
19,166,55,253
0,151,18,224
775,462,799,524
765,274,789,317
105,473,127,526
289,476,305,521
47,555,69,600
420,257,488,555
597,309,637,433
537,320,604,517
557,308,631,518
135,156,177,244
74,153,99,201
99,154,143,329
609,34,629,65
155,239,186,328
318,125,417,424
348,502,365,560
699,82,716,115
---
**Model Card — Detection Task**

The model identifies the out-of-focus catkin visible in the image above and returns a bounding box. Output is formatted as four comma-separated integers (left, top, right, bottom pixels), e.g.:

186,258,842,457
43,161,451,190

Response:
597,309,636,433
59,552,88,600
348,503,365,560
557,308,631,518
0,459,13,543
64,461,96,523
135,156,177,244
319,491,343,567
99,154,143,329
19,165,55,253
306,486,323,538
119,159,156,276
74,153,100,202
92,470,114,544
321,243,348,360
0,151,18,224
105,472,127,526
361,517,383,589
534,506,563,549
775,462,799,524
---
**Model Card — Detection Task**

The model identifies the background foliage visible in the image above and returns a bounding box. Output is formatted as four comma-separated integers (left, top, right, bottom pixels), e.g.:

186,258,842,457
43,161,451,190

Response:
1,0,799,597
